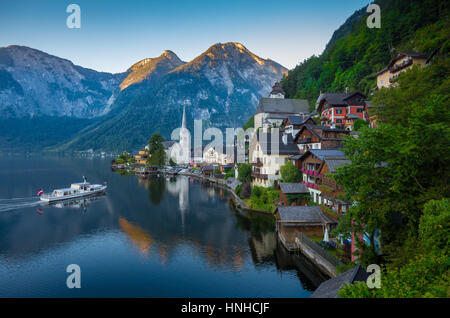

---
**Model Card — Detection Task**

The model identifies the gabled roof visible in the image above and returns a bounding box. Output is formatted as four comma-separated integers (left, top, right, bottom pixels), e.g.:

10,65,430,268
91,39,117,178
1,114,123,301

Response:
315,92,367,112
256,132,299,155
285,115,313,126
322,158,351,173
375,51,428,76
162,141,176,149
294,124,347,143
256,98,310,115
311,264,368,298
279,182,309,194
275,206,337,225
298,149,346,162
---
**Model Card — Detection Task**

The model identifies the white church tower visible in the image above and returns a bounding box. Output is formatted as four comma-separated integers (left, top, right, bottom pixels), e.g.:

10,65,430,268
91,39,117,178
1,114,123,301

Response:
178,100,191,164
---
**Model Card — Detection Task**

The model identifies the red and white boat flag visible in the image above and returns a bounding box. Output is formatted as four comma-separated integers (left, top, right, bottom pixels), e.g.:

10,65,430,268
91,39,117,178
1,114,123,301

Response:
37,189,44,196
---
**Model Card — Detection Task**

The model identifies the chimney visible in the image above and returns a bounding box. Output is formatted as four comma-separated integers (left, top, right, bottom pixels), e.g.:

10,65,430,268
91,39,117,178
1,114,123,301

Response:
345,87,349,94
282,134,288,145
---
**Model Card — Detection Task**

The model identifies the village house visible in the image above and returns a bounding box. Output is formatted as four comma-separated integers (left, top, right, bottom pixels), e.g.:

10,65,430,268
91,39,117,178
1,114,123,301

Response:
279,182,310,206
134,148,149,165
375,52,428,89
317,156,351,215
297,149,346,204
316,91,367,129
281,114,316,138
274,206,337,250
201,166,215,177
254,82,310,130
293,124,348,154
249,132,300,187
203,145,227,165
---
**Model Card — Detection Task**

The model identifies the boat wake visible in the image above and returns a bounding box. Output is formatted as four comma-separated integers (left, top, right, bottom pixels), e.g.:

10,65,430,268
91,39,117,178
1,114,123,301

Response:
0,197,43,212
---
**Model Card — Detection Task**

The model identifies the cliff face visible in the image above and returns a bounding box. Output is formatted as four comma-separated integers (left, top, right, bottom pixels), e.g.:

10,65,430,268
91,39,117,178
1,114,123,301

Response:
0,45,126,118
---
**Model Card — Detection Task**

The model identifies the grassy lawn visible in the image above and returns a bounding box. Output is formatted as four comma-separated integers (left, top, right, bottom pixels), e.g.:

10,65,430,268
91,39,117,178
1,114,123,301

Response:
242,187,280,213
310,236,340,259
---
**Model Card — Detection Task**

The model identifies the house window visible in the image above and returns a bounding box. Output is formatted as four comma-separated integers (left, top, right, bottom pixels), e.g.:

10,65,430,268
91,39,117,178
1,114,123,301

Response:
336,109,342,114
380,79,383,85
357,108,364,113
336,119,342,124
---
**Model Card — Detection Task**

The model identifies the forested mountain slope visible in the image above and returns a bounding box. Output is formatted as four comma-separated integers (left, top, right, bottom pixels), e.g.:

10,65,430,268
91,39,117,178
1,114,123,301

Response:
281,0,449,107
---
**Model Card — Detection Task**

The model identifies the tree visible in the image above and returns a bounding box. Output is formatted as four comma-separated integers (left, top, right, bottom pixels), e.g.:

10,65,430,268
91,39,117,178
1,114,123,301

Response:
353,118,367,131
237,163,252,182
169,157,177,167
148,134,165,155
147,134,166,166
149,147,166,167
333,56,450,267
339,198,450,298
280,161,301,183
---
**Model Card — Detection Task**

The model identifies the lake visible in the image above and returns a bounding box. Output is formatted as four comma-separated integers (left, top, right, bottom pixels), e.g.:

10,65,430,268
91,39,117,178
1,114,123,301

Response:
0,155,327,297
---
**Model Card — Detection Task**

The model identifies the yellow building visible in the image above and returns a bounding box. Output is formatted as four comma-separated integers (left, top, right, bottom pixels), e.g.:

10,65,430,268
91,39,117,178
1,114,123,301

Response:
375,52,428,89
134,149,149,165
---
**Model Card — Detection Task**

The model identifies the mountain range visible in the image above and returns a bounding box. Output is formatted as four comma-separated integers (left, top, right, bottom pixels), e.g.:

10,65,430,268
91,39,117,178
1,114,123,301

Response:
0,42,287,152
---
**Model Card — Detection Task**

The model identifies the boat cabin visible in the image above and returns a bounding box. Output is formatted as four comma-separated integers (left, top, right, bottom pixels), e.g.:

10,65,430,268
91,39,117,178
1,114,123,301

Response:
52,188,78,196
71,182,91,190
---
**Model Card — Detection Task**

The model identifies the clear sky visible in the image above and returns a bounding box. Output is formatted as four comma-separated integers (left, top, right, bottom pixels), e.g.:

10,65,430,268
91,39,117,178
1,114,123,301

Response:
0,0,371,73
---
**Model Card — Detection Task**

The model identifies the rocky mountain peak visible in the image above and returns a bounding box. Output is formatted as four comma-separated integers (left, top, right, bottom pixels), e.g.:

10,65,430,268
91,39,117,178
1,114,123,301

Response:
120,50,185,91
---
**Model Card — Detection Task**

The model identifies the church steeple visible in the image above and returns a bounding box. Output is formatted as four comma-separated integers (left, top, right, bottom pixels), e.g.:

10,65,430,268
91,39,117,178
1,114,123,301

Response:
177,99,191,164
182,100,187,129
269,81,285,99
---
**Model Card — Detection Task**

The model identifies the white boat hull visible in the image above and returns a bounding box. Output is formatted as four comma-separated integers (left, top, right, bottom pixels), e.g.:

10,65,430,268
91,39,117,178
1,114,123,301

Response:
40,186,107,202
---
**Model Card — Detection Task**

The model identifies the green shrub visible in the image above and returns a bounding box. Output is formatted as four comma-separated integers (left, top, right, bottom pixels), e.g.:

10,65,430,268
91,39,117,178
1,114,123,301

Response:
280,161,301,183
235,184,242,197
224,169,235,179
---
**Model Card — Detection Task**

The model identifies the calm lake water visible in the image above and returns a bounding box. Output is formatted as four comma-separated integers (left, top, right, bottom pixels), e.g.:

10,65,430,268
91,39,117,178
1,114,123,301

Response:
0,155,327,297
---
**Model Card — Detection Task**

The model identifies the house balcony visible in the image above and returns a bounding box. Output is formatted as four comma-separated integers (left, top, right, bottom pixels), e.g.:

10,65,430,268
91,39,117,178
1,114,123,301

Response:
301,168,321,177
302,180,320,190
390,58,412,73
252,172,268,180
252,159,263,167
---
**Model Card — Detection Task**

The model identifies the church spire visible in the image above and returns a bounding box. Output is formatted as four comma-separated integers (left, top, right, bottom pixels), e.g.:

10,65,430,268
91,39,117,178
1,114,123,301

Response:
182,100,187,129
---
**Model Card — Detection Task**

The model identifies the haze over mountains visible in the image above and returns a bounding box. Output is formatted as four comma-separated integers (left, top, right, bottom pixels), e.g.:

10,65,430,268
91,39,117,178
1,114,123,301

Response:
0,42,287,152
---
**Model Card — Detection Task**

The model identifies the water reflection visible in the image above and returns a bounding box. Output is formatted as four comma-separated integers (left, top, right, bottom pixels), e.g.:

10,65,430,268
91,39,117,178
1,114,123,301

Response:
148,177,166,205
166,176,189,226
49,194,105,211
0,156,326,297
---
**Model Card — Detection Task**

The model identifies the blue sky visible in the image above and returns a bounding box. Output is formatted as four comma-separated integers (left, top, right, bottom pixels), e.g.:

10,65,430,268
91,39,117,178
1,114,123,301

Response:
0,0,371,73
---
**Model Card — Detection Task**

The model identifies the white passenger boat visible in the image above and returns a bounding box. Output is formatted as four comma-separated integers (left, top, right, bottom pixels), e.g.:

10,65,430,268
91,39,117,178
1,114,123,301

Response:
39,177,107,202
